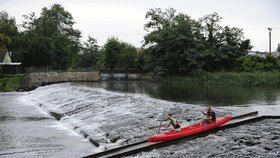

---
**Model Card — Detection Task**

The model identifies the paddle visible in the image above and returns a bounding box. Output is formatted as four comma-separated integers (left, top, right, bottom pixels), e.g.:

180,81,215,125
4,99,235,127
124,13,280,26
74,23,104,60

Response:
201,111,207,128
157,110,166,134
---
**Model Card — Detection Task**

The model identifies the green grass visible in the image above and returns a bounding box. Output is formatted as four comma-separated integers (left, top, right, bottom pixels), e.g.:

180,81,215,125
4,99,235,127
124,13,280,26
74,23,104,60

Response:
161,72,280,87
0,75,24,92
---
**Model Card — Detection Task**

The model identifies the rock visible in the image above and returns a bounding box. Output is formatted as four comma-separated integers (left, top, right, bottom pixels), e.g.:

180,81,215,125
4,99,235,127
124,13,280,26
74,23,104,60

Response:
271,136,279,140
244,140,259,146
49,111,65,120
264,146,273,151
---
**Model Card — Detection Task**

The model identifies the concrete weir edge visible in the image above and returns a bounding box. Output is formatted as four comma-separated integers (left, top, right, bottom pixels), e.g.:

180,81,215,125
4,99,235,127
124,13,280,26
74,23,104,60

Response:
83,111,280,158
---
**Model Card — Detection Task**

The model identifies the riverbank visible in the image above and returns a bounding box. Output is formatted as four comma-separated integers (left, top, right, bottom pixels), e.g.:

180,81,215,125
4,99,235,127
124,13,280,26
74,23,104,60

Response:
160,72,280,87
0,74,23,92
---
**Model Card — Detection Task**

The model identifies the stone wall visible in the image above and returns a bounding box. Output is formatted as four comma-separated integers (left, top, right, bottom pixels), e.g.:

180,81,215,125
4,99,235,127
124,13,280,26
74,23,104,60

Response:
24,71,100,89
100,73,141,80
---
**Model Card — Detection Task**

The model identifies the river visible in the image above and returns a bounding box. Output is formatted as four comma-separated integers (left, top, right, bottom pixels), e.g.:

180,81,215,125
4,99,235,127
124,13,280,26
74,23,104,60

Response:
74,81,280,106
1,81,280,157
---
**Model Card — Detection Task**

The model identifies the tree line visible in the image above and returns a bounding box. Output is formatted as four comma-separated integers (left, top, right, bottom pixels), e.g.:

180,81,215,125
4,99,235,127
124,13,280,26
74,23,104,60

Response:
0,4,279,74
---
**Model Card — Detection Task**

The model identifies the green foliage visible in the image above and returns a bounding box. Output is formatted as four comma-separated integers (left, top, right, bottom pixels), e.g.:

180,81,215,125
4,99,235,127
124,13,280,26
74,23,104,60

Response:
103,37,122,69
0,75,23,91
236,54,280,72
77,36,100,68
136,49,151,72
198,13,252,71
163,72,280,87
144,8,252,74
117,43,138,69
22,35,52,66
101,37,138,69
0,34,11,49
205,72,280,86
50,33,78,69
2,5,275,76
0,11,18,50
12,4,81,70
144,8,204,74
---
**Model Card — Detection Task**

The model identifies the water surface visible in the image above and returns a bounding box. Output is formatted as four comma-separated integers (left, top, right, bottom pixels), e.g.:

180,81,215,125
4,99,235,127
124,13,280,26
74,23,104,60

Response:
73,81,280,106
0,92,94,158
1,81,280,158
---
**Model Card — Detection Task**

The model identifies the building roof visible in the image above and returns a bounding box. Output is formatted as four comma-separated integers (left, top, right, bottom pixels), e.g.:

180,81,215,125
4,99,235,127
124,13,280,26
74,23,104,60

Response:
0,62,21,65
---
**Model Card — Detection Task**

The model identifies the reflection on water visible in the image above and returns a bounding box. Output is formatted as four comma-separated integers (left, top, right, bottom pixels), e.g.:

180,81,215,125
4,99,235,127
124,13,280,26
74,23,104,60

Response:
73,81,280,106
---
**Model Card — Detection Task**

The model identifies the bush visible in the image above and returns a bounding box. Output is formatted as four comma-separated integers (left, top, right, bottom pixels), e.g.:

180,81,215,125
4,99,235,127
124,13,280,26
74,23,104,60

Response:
161,72,280,87
0,75,23,91
235,55,280,72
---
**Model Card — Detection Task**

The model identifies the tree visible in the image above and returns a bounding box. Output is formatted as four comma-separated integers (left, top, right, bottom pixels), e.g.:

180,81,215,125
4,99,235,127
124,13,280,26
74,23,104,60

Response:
143,9,252,73
199,13,252,71
218,26,252,69
15,4,81,69
0,11,18,50
100,37,138,70
77,36,100,67
117,42,138,69
0,33,10,50
235,54,279,72
199,12,224,71
102,37,122,69
144,8,203,74
21,34,52,67
199,12,223,48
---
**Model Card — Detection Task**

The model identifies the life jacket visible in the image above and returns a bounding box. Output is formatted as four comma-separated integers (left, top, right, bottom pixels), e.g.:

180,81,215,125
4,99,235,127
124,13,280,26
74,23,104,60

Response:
170,118,180,129
207,111,216,121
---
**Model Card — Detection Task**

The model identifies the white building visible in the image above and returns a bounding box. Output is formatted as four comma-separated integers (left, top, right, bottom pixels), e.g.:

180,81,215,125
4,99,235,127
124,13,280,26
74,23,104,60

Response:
0,50,22,74
247,51,267,58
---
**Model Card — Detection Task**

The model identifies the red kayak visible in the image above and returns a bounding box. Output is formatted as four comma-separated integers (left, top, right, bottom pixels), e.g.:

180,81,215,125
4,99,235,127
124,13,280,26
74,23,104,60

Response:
147,116,232,142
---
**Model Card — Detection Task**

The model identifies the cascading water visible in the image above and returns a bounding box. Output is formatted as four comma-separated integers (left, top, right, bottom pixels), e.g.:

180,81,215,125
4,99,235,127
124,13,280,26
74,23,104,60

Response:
24,82,245,152
16,81,280,157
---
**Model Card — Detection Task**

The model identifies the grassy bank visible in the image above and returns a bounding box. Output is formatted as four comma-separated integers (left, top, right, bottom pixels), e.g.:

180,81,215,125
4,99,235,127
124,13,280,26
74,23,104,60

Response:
0,75,24,92
161,72,280,87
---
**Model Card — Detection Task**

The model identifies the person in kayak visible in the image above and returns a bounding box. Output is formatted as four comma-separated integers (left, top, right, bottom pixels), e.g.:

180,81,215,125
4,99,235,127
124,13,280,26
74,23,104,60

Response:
200,107,216,126
161,113,181,131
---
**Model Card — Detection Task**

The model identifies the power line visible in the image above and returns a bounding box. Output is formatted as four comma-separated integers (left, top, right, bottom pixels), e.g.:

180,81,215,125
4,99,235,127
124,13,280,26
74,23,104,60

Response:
88,27,280,38
242,27,280,30
93,33,146,37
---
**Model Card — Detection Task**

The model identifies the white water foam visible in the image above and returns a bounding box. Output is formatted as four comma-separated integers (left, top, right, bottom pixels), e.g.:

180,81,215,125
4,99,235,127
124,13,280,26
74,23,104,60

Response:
23,83,243,149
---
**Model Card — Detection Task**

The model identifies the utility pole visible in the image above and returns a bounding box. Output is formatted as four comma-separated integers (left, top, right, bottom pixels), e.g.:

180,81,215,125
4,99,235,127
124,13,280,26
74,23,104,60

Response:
268,28,272,53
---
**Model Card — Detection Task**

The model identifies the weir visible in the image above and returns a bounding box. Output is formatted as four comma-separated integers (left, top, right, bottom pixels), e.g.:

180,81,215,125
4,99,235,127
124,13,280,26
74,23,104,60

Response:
83,111,280,158
42,108,101,147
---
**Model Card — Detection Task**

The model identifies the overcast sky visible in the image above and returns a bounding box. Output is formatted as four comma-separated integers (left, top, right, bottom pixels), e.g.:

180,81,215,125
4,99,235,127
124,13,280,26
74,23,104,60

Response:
1,0,280,51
